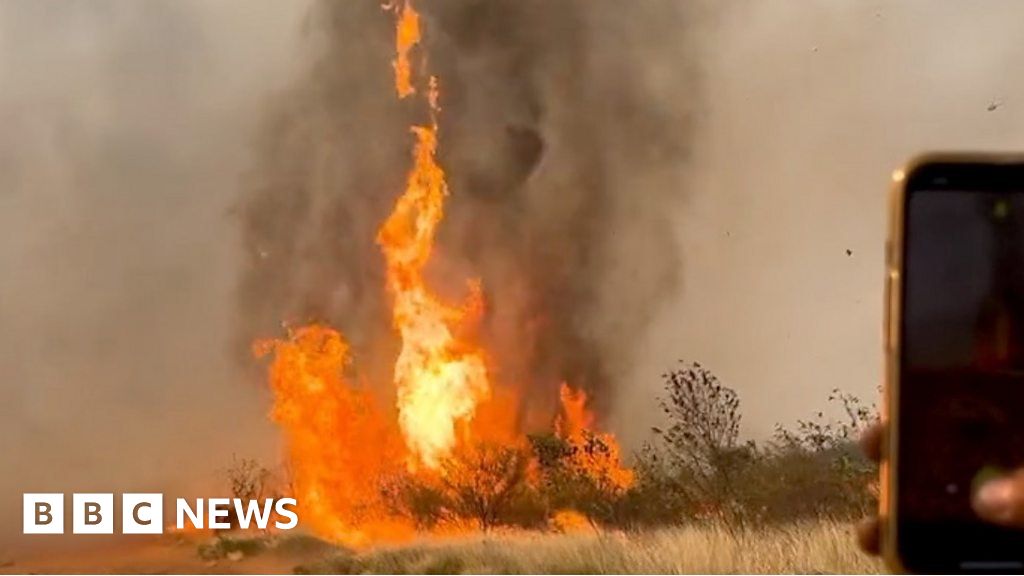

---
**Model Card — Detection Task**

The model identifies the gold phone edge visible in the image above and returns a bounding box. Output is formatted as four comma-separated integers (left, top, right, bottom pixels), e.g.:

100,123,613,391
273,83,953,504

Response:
881,151,1024,573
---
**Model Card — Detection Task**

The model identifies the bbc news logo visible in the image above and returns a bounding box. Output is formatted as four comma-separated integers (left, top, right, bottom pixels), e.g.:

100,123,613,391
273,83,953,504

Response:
23,494,298,535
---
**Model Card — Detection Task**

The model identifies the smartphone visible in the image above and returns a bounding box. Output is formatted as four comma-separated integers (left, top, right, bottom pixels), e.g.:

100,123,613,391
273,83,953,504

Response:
884,154,1024,573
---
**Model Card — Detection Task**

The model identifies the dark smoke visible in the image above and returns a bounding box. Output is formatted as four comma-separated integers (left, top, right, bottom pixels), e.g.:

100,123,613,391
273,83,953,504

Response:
236,0,698,422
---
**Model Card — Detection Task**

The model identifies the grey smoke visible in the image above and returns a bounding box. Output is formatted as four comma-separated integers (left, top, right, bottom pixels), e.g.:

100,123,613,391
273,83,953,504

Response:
236,0,698,422
7,0,1020,557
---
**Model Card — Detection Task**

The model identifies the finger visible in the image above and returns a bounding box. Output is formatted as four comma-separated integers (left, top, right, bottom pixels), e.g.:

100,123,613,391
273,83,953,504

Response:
974,472,1024,527
860,422,884,463
856,516,881,556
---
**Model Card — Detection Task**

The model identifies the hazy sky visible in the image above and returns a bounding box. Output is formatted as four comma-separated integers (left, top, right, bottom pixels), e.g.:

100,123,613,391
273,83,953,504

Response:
4,0,1024,548
616,1,1024,443
0,0,311,546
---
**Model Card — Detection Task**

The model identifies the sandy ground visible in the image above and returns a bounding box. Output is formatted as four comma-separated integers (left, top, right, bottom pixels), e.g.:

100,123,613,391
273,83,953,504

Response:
0,537,300,575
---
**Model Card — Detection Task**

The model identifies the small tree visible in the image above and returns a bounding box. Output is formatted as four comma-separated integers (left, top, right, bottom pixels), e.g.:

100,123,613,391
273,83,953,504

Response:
222,456,271,531
381,442,544,532
438,442,534,531
226,456,270,502
380,473,452,530
652,361,753,520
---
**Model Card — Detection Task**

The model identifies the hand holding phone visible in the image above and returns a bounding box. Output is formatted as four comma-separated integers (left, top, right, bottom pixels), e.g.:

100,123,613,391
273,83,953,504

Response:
878,154,1024,573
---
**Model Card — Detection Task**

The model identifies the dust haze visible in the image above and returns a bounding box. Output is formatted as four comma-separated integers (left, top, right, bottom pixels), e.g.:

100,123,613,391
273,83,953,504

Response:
0,0,309,548
619,0,1024,445
3,0,1024,550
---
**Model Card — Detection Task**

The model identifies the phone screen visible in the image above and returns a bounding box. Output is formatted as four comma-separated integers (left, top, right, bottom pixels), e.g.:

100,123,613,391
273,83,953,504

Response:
899,163,1024,572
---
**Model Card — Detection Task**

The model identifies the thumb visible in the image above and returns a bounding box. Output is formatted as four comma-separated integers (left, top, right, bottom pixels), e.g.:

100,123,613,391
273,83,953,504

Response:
974,472,1024,526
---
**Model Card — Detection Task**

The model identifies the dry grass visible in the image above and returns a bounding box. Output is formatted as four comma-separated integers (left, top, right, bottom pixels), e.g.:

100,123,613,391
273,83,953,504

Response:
294,520,885,574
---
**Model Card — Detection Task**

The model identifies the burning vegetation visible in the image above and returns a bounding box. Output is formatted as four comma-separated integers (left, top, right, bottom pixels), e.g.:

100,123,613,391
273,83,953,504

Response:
255,324,632,547
241,0,879,554
253,0,632,548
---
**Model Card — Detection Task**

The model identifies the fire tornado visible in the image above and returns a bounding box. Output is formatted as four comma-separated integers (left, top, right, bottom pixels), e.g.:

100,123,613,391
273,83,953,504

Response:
378,0,491,469
255,0,632,548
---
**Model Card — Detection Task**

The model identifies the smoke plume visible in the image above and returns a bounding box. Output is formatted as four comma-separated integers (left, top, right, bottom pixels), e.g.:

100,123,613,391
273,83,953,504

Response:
236,0,698,422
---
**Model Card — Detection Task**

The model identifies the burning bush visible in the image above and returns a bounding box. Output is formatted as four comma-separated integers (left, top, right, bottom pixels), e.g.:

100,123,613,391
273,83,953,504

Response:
378,385,635,534
530,432,633,527
257,321,634,543
384,442,543,532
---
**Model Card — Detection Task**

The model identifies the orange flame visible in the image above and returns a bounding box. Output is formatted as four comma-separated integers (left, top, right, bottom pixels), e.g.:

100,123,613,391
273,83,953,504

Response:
551,509,595,534
254,325,414,547
556,383,635,493
556,383,595,437
377,0,492,470
390,0,420,99
255,0,633,546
